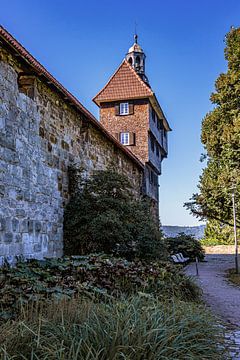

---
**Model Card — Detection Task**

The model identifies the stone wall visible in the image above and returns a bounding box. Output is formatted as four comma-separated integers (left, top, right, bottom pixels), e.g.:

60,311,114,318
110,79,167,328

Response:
203,245,236,255
0,49,143,263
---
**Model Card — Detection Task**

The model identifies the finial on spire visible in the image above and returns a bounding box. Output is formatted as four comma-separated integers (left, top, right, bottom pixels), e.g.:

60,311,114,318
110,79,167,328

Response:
134,21,138,43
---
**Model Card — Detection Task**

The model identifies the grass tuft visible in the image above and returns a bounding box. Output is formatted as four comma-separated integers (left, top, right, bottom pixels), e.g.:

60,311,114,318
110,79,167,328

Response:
0,295,224,360
226,268,240,286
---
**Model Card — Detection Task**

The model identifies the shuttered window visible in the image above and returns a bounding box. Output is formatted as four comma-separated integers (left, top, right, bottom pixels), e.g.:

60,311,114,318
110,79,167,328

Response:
120,132,130,145
120,103,129,115
115,102,134,115
119,132,136,145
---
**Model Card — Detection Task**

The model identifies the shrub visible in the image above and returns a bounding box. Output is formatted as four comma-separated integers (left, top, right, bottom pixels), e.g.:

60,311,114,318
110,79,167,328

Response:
164,233,205,261
64,169,167,261
0,295,224,359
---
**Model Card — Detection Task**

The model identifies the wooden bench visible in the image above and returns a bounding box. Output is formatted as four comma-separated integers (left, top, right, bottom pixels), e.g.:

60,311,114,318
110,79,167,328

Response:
170,253,190,264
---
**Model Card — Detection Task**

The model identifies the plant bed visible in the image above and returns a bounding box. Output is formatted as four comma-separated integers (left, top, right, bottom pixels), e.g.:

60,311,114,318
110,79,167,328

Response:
0,254,201,322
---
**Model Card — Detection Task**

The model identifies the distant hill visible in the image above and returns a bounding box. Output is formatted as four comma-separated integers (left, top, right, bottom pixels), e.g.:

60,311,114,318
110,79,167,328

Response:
161,225,206,240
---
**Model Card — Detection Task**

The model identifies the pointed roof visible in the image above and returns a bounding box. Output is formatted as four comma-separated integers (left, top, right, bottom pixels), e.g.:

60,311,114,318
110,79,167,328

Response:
93,60,153,105
93,59,171,131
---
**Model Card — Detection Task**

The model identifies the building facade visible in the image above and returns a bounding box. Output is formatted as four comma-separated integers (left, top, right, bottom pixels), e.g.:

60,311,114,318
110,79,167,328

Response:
94,35,171,218
0,27,170,263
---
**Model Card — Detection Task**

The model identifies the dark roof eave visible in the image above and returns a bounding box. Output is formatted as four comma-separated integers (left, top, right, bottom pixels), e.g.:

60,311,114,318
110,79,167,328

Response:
93,95,150,107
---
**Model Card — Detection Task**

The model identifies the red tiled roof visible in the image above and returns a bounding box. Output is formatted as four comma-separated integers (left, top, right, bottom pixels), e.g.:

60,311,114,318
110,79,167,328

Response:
93,60,172,131
93,60,153,105
0,25,144,169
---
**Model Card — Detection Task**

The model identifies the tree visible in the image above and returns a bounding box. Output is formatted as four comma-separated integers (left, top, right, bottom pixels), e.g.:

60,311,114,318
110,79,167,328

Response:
64,168,167,261
202,219,238,245
185,27,240,227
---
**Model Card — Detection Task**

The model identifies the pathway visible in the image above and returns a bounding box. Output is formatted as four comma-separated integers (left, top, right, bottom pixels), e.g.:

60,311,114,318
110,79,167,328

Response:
185,254,240,359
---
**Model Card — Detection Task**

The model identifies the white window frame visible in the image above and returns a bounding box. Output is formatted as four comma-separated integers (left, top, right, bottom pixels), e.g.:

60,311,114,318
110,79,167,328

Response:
119,102,129,115
120,132,130,145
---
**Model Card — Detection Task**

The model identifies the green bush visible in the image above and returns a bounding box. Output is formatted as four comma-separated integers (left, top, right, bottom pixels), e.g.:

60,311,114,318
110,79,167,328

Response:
164,233,205,261
64,169,167,261
0,295,224,360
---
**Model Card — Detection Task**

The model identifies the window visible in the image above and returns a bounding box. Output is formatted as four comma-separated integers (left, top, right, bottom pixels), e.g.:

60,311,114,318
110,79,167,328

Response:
150,135,155,152
135,56,140,70
156,145,160,158
120,132,130,145
149,170,153,184
157,118,164,130
149,170,158,186
119,102,129,115
152,108,156,122
115,102,134,115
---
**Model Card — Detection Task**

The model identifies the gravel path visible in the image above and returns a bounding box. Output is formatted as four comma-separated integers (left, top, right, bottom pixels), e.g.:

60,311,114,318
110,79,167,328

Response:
185,254,240,359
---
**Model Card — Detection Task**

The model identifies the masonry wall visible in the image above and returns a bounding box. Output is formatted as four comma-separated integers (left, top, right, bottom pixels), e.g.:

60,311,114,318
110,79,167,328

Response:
99,99,149,164
0,49,143,263
100,99,159,214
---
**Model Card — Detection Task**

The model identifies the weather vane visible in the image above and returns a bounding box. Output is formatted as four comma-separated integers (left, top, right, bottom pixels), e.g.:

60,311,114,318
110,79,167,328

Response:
134,21,138,43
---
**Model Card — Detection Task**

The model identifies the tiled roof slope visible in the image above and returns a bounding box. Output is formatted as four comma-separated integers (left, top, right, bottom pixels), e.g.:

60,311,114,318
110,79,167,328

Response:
0,25,144,169
93,60,153,105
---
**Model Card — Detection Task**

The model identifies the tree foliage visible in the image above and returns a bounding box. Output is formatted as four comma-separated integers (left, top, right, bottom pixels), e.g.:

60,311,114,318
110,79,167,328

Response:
185,27,240,227
64,168,167,261
201,219,240,246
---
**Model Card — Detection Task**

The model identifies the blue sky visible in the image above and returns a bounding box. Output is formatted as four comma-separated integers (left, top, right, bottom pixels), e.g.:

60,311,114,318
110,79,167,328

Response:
1,0,240,225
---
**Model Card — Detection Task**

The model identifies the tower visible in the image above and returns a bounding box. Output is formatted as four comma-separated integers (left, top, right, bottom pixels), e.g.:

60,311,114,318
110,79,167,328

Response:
93,36,171,220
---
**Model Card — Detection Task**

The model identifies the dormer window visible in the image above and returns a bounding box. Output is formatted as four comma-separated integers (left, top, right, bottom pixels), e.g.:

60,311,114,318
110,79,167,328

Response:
120,132,130,145
119,102,129,115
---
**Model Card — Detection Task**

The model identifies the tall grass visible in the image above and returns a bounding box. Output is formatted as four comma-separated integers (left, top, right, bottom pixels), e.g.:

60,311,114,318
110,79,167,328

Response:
0,295,224,360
